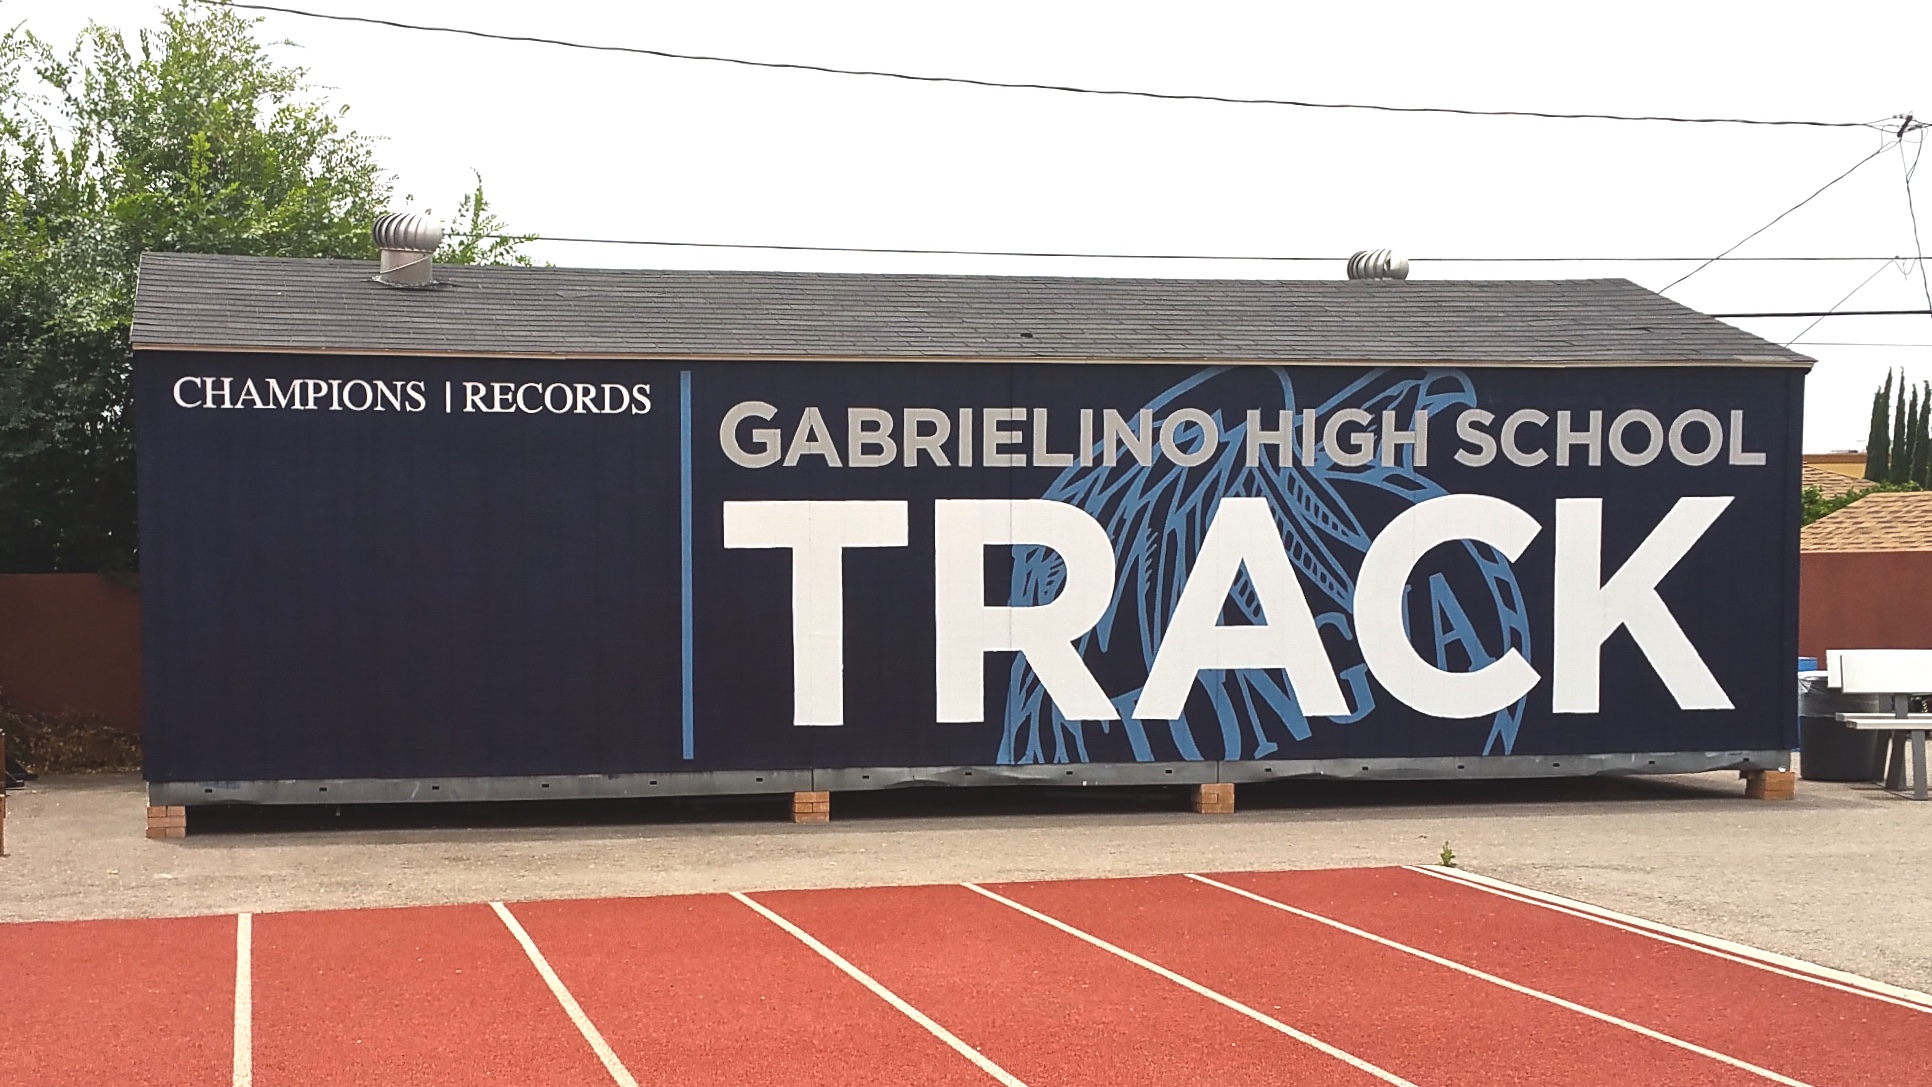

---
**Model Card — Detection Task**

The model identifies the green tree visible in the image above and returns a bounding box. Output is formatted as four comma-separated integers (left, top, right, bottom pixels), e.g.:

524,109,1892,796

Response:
1802,480,1920,526
436,170,536,267
1899,383,1919,485
0,3,527,571
1900,382,1919,486
1891,374,1912,484
1866,369,1893,482
1908,382,1924,484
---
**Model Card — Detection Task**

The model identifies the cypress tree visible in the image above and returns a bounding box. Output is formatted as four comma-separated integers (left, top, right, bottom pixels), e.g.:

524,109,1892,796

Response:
1901,382,1916,484
1867,370,1893,482
1894,380,1915,484
1905,383,1926,487
1908,380,1924,486
1910,383,1927,486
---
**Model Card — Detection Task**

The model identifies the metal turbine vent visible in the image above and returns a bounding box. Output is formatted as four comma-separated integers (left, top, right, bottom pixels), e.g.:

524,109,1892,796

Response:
1347,248,1410,281
372,212,444,287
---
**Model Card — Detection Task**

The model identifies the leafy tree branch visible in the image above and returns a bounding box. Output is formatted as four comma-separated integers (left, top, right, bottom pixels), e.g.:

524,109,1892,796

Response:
1,2,530,571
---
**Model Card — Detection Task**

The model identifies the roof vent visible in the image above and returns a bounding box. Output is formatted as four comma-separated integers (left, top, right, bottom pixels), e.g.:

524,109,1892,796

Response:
1347,248,1409,281
372,212,443,287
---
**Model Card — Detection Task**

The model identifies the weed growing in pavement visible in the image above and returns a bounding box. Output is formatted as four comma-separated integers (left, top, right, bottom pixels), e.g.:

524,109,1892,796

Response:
1439,842,1458,868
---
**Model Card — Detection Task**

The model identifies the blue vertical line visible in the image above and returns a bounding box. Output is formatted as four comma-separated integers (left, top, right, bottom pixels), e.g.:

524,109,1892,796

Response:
680,370,695,760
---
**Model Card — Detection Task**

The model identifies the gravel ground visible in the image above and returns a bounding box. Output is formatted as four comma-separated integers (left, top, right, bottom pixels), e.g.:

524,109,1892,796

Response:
2,768,1928,991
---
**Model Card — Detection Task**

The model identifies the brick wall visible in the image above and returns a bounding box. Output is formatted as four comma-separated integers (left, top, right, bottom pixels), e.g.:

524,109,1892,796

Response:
1799,551,1932,664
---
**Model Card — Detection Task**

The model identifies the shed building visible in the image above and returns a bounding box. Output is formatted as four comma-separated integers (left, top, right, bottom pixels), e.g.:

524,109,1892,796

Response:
131,253,1808,812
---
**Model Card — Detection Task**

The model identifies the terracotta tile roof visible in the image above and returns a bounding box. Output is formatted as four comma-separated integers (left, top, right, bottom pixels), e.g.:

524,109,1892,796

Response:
1802,463,1877,499
1802,491,1932,552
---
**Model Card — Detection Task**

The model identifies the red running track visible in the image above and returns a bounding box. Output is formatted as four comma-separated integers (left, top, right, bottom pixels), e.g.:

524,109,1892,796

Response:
6,866,1926,1087
4,913,235,1086
251,904,612,1086
511,893,994,1086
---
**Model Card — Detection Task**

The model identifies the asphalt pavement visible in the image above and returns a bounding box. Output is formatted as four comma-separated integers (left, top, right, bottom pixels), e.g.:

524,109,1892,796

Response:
3,767,1927,991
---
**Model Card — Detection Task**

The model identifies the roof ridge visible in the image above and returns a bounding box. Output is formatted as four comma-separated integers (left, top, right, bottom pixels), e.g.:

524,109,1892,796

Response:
130,252,1813,365
137,251,1652,290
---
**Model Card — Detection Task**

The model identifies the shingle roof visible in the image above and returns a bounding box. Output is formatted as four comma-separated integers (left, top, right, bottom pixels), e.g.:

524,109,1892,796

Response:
1802,492,1932,552
130,252,1812,365
1802,464,1877,500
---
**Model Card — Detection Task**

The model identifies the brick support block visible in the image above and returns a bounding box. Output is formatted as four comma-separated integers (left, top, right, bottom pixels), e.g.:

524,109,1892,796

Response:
791,791,830,824
146,804,187,839
1192,782,1235,814
1743,769,1796,801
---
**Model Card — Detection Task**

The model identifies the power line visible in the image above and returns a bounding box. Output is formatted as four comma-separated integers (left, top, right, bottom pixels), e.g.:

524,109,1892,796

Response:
1715,309,1932,318
505,236,1340,261
1372,256,1905,263
1898,123,1932,318
461,233,1932,313
1662,143,1896,292
445,238,1932,318
469,233,1917,264
1785,259,1906,346
203,0,1897,130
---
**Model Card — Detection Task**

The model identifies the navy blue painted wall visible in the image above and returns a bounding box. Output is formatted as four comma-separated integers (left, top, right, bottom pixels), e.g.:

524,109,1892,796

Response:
136,355,1801,782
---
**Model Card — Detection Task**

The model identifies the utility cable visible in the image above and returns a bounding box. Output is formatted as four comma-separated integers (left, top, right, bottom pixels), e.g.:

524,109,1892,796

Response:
1715,308,1932,318
455,232,1918,265
1663,143,1896,292
1898,122,1932,319
200,0,1896,130
1783,259,1906,345
442,230,1932,314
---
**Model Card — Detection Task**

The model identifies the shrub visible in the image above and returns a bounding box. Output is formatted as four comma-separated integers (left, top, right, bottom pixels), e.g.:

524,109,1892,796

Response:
0,688,141,773
1802,481,1919,526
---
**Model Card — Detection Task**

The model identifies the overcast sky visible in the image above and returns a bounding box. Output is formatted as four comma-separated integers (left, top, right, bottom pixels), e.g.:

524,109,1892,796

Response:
9,0,1932,452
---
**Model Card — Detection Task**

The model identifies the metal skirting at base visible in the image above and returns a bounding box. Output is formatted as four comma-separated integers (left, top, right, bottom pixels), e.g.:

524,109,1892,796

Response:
1220,749,1789,783
146,749,1790,807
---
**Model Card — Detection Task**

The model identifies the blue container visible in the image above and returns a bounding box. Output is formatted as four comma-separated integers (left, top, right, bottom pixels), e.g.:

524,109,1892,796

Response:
129,257,1811,804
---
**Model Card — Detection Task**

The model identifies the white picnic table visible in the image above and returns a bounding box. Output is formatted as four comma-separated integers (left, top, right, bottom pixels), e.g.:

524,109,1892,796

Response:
1827,650,1932,802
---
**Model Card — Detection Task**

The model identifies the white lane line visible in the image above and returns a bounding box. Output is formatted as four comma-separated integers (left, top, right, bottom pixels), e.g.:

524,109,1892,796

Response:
730,891,1029,1087
1404,864,1932,1014
1187,873,1815,1087
961,882,1418,1087
491,902,640,1087
233,914,252,1087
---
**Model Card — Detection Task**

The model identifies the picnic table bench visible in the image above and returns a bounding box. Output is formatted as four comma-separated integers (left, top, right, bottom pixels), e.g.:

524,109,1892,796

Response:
1828,650,1932,802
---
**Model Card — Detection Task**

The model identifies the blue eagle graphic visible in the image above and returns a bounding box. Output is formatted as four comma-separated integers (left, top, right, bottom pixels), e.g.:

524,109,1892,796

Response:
1000,366,1530,765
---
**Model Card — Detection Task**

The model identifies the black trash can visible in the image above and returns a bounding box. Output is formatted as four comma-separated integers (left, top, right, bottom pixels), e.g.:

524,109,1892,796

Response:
1798,674,1883,781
